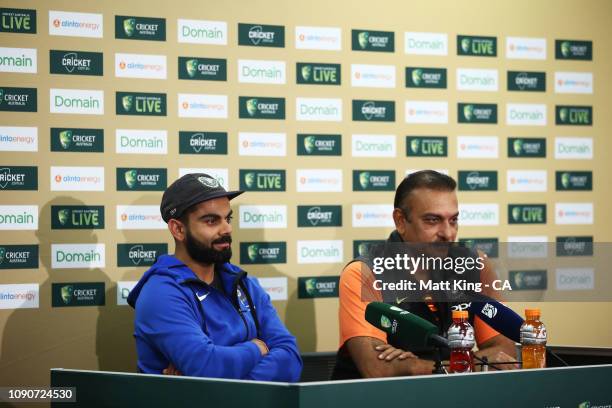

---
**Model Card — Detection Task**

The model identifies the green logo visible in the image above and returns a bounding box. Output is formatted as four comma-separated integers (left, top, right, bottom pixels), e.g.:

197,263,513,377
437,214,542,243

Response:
0,8,37,34
359,172,370,189
125,169,137,188
51,206,105,229
244,172,255,188
556,106,592,126
305,278,317,296
458,103,497,123
248,244,259,261
297,134,341,156
380,315,392,329
58,209,69,225
117,168,166,191
556,40,592,60
0,247,4,264
52,282,105,307
352,240,384,258
240,242,286,264
123,18,135,37
561,41,570,57
509,271,547,290
186,59,198,77
246,98,258,116
406,137,447,157
239,170,285,191
463,104,474,121
354,170,395,191
51,128,104,153
61,285,73,304
457,35,497,57
351,29,394,52
116,92,166,116
178,57,226,81
122,95,133,112
59,130,72,149
0,89,3,104
358,243,369,257
412,69,422,86
358,32,369,49
513,139,523,155
556,236,593,257
508,205,546,224
556,171,592,191
457,238,499,258
116,16,166,41
301,65,312,81
304,136,315,153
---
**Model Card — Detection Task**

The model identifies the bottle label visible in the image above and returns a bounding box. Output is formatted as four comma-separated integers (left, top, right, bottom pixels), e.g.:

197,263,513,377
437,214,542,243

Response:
447,324,475,349
520,323,547,345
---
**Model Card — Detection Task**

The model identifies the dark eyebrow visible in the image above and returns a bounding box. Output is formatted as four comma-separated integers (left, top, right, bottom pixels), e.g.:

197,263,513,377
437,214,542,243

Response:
421,212,460,219
198,209,233,220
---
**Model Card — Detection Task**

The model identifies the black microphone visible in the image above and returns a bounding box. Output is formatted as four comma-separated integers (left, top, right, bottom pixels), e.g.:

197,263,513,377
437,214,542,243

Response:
467,294,523,343
365,302,448,350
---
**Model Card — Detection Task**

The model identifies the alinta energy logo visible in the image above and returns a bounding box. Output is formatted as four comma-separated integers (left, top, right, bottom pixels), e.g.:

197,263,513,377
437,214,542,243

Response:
509,204,546,224
50,50,103,76
352,29,394,52
179,131,227,155
354,170,395,191
507,71,545,92
0,87,37,112
458,171,498,191
296,63,341,85
507,138,544,158
118,168,166,191
239,97,285,119
353,100,395,122
406,136,447,157
240,170,285,192
0,166,37,190
179,57,226,81
49,11,103,38
116,16,166,41
406,67,447,88
0,8,37,34
556,105,592,126
556,39,592,60
116,92,166,116
241,242,286,264
238,23,285,47
458,103,497,124
458,35,497,57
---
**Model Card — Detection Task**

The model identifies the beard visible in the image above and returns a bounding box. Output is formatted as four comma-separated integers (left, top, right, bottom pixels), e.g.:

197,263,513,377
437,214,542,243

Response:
184,228,232,266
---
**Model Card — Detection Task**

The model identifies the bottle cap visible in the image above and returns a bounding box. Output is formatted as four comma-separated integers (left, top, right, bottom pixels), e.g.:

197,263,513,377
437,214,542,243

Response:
525,308,541,319
452,310,468,319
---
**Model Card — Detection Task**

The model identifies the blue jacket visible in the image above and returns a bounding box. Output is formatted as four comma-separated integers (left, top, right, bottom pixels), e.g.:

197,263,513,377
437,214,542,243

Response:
127,254,302,382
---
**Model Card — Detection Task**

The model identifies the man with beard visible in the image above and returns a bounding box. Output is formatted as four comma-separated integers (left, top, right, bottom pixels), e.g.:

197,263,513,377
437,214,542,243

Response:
127,173,302,381
332,170,517,379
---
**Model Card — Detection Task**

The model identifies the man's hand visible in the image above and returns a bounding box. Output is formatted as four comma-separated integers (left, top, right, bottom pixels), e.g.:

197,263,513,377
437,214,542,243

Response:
251,338,269,356
162,363,182,376
474,347,518,370
374,343,417,361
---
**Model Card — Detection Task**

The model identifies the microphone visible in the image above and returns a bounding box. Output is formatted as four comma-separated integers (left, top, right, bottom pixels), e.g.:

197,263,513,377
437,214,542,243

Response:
467,294,523,343
365,302,448,350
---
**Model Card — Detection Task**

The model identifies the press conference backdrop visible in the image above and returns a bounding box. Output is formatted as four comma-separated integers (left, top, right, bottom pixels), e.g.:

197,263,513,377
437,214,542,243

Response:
1,0,611,387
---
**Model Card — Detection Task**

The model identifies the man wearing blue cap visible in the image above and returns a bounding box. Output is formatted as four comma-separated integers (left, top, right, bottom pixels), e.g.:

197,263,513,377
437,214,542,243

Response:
128,173,302,381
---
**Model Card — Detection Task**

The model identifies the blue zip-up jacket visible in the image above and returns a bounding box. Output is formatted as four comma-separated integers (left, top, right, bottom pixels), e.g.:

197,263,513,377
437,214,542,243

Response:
127,254,302,382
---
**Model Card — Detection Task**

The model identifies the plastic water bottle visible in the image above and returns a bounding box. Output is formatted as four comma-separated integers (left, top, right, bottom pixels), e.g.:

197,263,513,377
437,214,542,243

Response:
520,308,547,369
448,310,475,373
